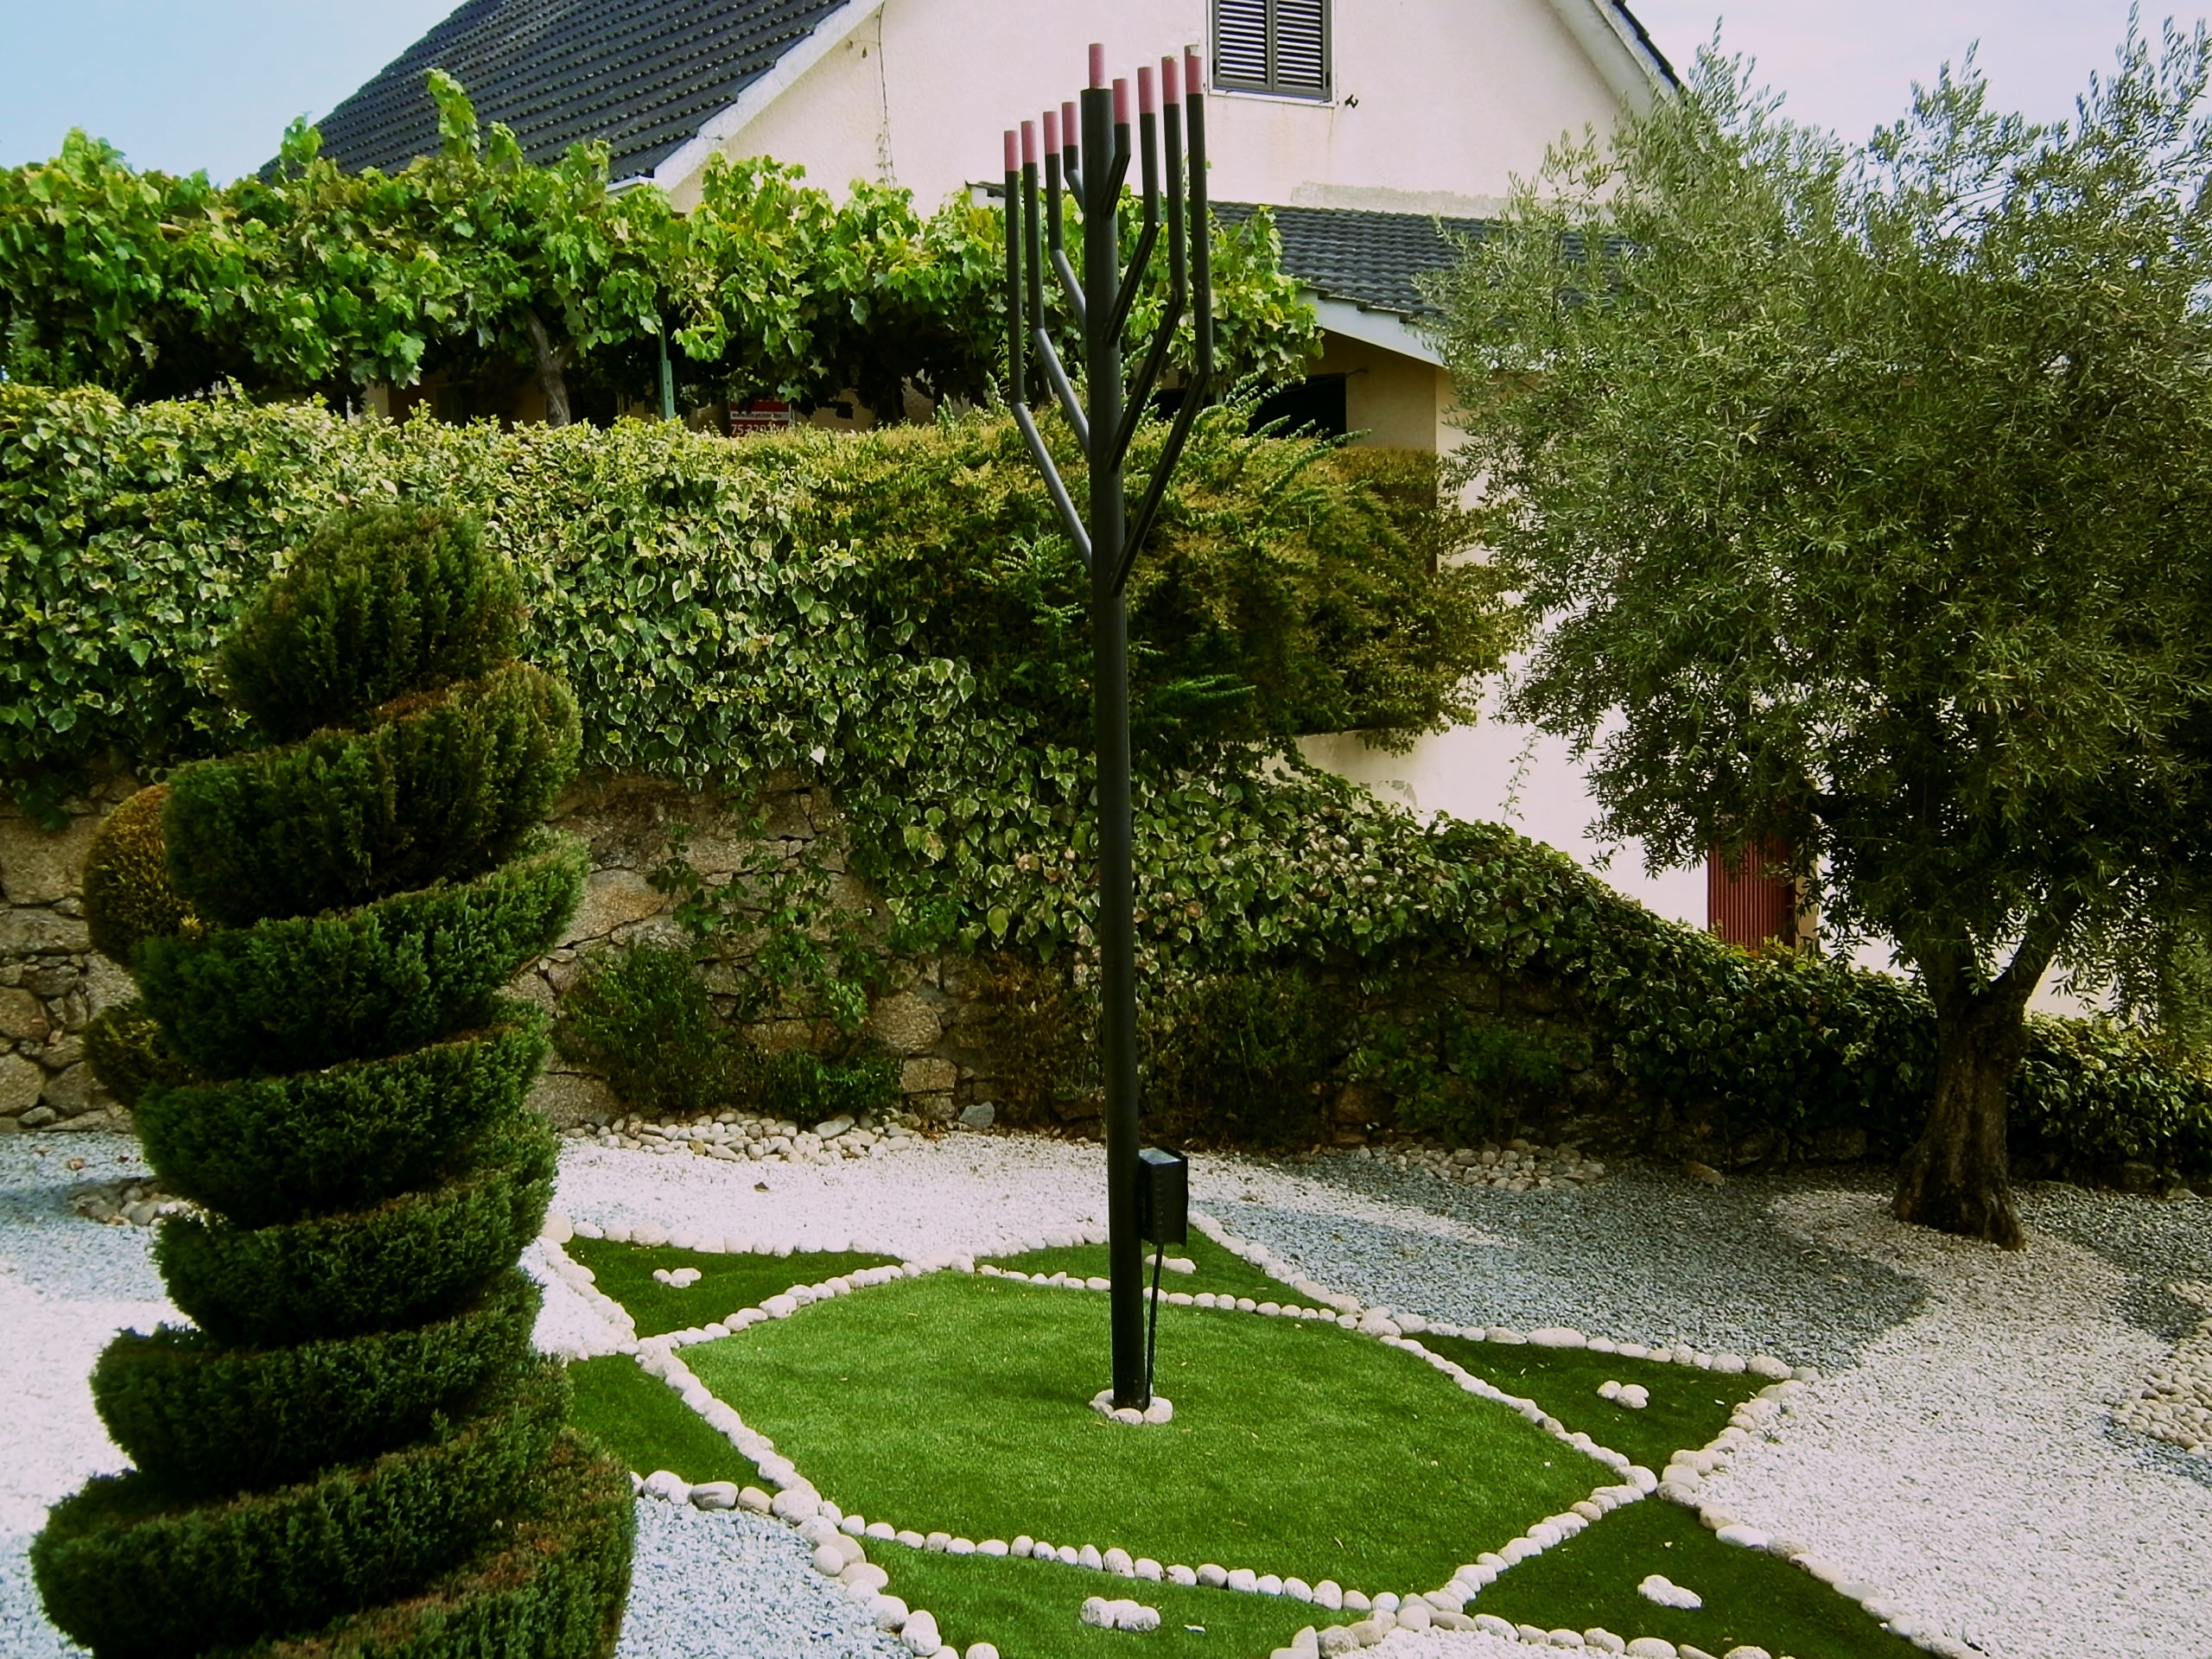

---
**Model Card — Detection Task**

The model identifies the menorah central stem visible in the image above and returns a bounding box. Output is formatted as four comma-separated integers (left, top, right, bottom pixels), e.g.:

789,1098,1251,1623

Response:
1083,80,1144,1411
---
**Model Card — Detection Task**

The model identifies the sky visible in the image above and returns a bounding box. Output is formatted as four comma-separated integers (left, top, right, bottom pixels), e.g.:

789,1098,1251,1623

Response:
0,1,2204,181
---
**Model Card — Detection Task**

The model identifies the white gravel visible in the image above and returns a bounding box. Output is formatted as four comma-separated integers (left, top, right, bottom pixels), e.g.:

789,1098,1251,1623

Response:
1694,1187,2212,1659
5,1127,2208,1659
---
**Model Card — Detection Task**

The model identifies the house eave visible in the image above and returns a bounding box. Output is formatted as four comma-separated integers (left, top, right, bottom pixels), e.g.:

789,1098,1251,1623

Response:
1309,295,1443,367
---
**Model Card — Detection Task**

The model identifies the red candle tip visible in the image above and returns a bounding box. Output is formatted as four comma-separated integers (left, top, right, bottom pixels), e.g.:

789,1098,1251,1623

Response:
1042,110,1058,154
1020,120,1037,166
1114,78,1130,124
1161,55,1180,104
1062,100,1078,147
1003,130,1019,172
1089,42,1106,88
1138,65,1155,116
1185,48,1204,90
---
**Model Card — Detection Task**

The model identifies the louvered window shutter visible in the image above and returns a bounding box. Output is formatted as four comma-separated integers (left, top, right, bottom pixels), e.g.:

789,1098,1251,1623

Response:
1216,0,1271,87
1271,0,1328,94
1213,0,1331,99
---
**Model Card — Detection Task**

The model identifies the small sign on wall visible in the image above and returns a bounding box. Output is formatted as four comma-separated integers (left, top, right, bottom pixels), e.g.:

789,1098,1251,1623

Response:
728,398,794,436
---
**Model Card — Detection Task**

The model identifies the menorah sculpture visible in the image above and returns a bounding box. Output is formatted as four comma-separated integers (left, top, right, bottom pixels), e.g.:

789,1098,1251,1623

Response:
1002,43,1214,1409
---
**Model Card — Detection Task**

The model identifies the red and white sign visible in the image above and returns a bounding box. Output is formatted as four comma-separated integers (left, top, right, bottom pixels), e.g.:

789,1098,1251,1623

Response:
728,397,794,435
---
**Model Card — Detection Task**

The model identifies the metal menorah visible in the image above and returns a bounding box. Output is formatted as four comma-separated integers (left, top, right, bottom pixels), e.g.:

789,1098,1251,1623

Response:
1001,43,1214,1409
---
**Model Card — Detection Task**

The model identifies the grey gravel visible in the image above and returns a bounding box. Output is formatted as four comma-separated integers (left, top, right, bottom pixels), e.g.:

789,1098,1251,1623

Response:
0,1135,167,1304
0,1533,82,1658
616,1500,906,1659
1203,1160,1928,1373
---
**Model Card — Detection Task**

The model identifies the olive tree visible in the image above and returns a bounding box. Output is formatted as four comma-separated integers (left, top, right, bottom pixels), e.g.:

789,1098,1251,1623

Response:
1433,24,2212,1246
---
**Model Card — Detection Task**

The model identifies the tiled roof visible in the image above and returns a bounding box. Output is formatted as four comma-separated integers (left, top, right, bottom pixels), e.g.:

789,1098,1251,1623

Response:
1216,202,1491,320
313,0,853,181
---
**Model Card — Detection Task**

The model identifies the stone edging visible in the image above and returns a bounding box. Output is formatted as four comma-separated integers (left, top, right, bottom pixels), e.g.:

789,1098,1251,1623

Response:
534,1205,1970,1659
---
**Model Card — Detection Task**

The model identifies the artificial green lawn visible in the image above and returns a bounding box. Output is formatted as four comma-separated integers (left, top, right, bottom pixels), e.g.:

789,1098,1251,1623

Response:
1472,1493,1923,1659
567,1353,757,1486
1423,1334,1769,1473
683,1271,1600,1594
569,1238,1906,1659
982,1231,1301,1305
564,1238,897,1338
880,1545,1332,1658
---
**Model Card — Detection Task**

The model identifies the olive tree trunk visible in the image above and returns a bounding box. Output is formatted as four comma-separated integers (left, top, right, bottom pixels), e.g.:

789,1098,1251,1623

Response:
1891,917,2069,1250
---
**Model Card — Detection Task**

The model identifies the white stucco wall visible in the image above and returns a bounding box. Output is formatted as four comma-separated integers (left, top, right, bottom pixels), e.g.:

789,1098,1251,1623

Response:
664,0,1652,213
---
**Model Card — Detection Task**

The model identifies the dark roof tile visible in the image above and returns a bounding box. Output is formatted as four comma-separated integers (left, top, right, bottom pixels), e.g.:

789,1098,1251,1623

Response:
1216,201,1490,319
314,0,853,181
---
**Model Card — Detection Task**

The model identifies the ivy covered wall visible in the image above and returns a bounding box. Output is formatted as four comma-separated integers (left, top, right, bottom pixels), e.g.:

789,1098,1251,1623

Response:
3,385,2207,1186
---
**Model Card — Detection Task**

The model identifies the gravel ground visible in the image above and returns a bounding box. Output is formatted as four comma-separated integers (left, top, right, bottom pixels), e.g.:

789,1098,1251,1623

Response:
3,1128,2206,1659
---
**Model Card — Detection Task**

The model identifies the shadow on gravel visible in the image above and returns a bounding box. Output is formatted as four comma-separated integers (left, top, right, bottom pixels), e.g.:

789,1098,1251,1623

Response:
0,1136,166,1303
1203,1166,1924,1374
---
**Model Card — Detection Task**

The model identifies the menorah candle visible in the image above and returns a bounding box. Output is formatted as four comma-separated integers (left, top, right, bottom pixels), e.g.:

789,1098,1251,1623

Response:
1161,55,1179,105
1004,129,1019,172
1185,49,1203,92
1090,41,1106,87
1114,78,1130,124
1138,65,1155,116
1042,110,1058,156
1063,100,1079,149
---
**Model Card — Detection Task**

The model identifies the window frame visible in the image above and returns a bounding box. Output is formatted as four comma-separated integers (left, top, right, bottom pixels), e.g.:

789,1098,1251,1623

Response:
1211,0,1334,104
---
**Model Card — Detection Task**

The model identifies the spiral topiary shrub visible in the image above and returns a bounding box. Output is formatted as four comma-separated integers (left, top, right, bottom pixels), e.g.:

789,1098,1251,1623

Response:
33,505,632,1659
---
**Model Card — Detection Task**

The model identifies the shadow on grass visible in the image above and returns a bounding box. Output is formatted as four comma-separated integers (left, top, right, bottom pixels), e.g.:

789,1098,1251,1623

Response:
565,1239,897,1337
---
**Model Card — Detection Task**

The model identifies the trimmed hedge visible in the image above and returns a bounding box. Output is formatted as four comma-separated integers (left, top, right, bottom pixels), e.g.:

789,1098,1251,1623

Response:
157,1122,556,1346
219,507,524,747
32,1363,568,1659
213,1432,633,1659
136,1007,548,1228
164,664,582,928
84,999,189,1109
94,1273,539,1495
137,835,587,1078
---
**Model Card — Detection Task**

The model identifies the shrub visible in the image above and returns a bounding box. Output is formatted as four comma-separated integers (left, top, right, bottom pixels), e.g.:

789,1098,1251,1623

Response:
218,507,523,746
33,505,627,1657
1145,967,1344,1147
134,1010,547,1228
93,1272,538,1495
753,1043,902,1124
163,662,581,927
137,835,587,1078
552,943,739,1118
32,1364,567,1659
83,999,188,1109
81,785,199,966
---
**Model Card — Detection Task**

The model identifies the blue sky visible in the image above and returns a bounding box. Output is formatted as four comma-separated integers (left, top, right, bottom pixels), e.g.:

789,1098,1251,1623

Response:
0,1,2201,181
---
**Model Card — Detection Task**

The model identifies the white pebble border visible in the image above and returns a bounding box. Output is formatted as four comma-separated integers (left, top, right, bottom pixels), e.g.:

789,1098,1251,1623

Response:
535,1203,1961,1659
2112,1278,2212,1457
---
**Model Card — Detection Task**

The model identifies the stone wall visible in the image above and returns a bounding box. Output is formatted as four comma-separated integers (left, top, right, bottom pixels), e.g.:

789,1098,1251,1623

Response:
0,768,1797,1173
0,775,143,1134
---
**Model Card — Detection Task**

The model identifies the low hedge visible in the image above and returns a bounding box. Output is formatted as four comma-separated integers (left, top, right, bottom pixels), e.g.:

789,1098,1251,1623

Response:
32,1363,568,1659
164,664,582,928
94,1272,538,1495
215,1431,633,1659
156,1125,556,1346
137,836,586,1078
136,1007,547,1227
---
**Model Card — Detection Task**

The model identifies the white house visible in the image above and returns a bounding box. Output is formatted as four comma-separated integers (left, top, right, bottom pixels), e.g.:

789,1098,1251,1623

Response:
319,1,1724,931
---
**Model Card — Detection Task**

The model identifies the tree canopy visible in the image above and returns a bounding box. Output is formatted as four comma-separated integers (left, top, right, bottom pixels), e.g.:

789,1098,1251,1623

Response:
0,74,1319,420
1433,22,2212,1244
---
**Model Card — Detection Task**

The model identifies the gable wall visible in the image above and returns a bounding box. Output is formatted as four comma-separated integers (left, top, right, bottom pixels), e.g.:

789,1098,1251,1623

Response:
671,0,1637,213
